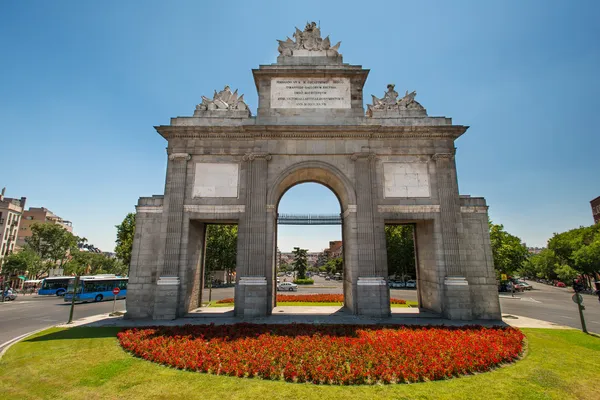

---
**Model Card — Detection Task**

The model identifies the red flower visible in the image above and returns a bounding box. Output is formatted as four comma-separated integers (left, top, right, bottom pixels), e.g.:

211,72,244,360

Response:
118,324,524,385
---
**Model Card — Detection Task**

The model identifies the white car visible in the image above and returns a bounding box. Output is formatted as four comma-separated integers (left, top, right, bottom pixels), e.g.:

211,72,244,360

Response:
277,282,298,292
388,281,406,289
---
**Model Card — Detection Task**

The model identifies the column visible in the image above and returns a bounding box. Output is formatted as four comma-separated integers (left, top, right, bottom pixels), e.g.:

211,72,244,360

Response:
235,152,270,317
153,152,190,320
432,152,462,276
351,152,389,317
433,151,472,320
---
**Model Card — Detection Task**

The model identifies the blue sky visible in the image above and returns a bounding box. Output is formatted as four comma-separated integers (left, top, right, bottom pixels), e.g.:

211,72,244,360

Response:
1,0,598,252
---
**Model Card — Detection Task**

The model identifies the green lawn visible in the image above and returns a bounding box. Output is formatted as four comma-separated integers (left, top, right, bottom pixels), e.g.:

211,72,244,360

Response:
1,327,599,400
208,301,418,308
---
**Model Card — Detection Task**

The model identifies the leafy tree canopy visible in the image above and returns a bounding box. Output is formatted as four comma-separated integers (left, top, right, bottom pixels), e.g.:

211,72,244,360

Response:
385,225,415,279
115,213,136,267
2,248,43,278
205,225,237,284
489,222,529,276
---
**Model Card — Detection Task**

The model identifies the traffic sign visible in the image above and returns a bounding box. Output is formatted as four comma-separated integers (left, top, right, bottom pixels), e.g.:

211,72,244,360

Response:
572,293,583,304
501,274,508,281
112,287,121,295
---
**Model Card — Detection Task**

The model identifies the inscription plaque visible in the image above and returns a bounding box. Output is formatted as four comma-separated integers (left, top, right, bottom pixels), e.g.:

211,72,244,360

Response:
270,77,350,108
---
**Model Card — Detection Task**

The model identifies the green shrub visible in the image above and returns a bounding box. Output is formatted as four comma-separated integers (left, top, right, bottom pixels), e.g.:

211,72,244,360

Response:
293,279,314,285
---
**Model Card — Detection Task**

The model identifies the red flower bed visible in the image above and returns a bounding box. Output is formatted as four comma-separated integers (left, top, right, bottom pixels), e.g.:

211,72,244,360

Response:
118,323,524,385
215,294,406,304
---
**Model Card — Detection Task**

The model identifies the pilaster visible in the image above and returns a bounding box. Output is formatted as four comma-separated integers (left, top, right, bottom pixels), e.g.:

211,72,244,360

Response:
153,152,190,320
235,152,271,317
433,151,472,320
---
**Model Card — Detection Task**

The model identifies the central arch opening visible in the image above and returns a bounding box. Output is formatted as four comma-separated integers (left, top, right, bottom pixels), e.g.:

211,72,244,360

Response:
267,161,358,314
276,183,344,306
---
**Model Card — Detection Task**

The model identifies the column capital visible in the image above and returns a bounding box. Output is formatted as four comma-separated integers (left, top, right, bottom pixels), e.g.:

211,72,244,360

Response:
168,153,191,161
243,152,272,162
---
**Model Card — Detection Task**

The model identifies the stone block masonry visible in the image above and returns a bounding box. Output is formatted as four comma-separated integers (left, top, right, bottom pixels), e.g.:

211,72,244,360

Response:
127,22,501,322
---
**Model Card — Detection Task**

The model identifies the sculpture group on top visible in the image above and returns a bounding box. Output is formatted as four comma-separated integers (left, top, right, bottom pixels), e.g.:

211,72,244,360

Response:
367,84,427,117
196,85,250,115
277,21,341,56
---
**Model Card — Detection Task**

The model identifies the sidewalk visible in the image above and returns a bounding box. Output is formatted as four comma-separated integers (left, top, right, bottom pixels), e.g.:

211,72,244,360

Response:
56,307,574,330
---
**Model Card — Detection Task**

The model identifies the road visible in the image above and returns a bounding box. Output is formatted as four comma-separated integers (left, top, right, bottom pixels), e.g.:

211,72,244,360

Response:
498,282,600,332
0,295,125,346
1,278,598,347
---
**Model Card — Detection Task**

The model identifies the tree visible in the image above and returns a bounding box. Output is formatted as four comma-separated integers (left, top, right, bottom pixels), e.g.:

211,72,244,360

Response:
292,247,308,279
2,248,43,278
554,264,579,283
522,248,558,280
64,251,127,276
204,225,237,284
115,213,136,268
548,224,600,287
489,222,529,277
385,225,415,279
325,256,343,275
25,223,79,277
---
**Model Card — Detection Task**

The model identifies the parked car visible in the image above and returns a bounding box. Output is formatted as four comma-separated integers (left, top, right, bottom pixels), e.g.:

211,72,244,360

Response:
388,281,406,289
277,282,298,292
515,281,532,290
555,282,566,288
405,280,417,289
325,276,331,281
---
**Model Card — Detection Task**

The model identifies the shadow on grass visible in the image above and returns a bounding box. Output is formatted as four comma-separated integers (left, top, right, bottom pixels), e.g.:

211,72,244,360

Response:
25,327,120,342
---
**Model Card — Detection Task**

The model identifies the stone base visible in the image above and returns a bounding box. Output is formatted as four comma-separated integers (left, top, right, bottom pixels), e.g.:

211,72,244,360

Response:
235,277,268,318
367,108,427,118
442,277,473,320
356,277,391,317
277,51,343,66
192,109,251,118
153,277,180,320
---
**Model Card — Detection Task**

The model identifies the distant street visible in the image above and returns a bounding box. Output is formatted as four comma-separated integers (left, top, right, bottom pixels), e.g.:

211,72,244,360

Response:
1,277,598,348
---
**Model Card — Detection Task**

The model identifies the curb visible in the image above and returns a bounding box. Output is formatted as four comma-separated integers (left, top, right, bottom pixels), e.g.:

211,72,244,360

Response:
0,326,54,360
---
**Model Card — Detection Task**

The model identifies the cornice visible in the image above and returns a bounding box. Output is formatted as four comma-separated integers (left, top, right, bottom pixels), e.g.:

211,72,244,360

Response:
155,125,468,140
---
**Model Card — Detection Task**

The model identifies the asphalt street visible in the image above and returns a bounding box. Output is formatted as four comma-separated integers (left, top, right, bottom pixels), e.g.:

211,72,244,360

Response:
1,278,598,347
0,295,126,346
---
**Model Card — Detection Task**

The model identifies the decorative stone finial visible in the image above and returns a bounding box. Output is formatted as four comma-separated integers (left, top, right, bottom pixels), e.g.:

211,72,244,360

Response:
367,84,427,118
277,21,341,57
195,85,251,117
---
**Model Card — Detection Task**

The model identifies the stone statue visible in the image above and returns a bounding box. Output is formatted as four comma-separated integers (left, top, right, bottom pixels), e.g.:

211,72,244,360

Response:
277,21,341,56
367,84,427,117
196,85,249,112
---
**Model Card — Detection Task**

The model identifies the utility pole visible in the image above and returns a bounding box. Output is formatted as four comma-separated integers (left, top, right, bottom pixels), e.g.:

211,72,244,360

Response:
67,276,79,324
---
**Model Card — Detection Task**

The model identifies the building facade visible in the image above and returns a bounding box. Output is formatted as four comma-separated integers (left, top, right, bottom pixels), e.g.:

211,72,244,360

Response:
591,196,600,224
0,188,27,269
17,207,73,247
127,23,501,321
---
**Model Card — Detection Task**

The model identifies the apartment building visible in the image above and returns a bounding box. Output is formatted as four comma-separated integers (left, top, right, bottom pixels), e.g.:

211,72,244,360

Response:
17,207,73,247
0,188,27,267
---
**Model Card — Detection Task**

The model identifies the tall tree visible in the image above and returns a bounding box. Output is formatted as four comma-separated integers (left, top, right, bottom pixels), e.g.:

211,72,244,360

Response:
292,247,308,279
385,225,416,279
1,248,43,278
204,224,237,284
115,213,136,267
25,223,79,277
489,222,529,277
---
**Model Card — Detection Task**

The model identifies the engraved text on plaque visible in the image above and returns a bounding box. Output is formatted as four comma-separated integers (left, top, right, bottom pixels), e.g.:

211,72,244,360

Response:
270,77,350,108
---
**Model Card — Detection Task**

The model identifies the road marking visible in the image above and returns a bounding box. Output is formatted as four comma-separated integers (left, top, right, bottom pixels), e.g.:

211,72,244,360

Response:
561,316,575,319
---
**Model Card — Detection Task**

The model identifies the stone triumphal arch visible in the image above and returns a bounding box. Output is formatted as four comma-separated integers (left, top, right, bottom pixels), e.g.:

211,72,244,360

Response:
126,23,501,321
